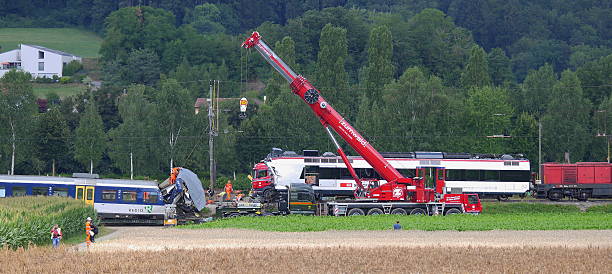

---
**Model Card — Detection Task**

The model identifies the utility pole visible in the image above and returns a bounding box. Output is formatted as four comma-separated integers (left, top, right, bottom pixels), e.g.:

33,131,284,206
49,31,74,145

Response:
208,81,217,192
538,120,542,179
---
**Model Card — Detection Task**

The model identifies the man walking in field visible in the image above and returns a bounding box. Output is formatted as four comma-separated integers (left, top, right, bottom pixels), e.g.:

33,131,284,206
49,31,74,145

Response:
50,224,62,248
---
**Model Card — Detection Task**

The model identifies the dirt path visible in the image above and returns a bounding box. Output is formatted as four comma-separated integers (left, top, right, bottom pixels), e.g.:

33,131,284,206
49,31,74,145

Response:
87,227,612,252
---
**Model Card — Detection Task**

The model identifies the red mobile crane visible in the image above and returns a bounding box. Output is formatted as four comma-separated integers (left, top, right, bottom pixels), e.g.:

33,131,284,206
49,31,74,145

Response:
242,32,481,215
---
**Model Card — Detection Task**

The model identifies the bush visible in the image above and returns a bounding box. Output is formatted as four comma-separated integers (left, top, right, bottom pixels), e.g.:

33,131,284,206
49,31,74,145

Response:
34,76,54,83
59,76,71,84
62,60,83,76
482,202,580,214
0,197,98,249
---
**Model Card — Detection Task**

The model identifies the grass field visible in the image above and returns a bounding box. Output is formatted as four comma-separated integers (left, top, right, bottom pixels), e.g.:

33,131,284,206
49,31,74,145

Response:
1,246,609,273
0,28,102,58
183,202,612,232
33,83,88,98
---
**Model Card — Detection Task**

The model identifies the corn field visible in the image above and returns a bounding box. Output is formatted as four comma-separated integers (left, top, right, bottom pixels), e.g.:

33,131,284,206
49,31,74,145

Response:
0,196,97,249
1,246,610,273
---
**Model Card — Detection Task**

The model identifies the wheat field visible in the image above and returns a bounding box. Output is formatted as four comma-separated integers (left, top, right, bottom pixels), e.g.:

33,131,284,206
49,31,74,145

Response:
1,245,610,273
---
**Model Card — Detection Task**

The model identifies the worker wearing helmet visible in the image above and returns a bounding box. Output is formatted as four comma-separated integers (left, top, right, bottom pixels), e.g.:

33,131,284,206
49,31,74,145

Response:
85,217,92,247
224,180,233,201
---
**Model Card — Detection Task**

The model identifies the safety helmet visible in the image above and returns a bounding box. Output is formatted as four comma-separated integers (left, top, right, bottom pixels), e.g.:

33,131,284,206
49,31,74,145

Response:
86,217,92,221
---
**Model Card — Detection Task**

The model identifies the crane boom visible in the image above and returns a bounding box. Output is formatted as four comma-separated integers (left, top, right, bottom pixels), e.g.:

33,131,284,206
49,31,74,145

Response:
242,32,414,194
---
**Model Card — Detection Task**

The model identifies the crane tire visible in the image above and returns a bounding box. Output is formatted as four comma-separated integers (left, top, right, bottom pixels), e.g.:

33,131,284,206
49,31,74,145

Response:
445,208,462,215
347,208,365,216
391,208,407,215
367,208,384,215
410,208,426,215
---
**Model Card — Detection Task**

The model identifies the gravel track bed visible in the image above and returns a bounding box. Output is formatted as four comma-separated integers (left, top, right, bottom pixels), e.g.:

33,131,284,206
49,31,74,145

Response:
88,227,612,252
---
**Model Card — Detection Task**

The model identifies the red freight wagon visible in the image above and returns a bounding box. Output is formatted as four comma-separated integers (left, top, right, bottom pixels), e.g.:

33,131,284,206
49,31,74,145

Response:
536,162,612,201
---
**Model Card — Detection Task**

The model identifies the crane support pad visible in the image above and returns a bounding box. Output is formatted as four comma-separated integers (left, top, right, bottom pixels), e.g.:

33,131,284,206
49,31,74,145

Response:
178,168,207,211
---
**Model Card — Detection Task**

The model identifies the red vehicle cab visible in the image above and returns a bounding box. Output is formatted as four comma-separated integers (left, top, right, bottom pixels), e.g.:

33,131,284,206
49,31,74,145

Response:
251,162,273,191
443,193,482,214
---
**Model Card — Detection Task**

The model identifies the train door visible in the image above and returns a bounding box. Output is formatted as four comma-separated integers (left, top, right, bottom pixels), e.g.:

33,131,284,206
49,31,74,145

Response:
75,186,95,205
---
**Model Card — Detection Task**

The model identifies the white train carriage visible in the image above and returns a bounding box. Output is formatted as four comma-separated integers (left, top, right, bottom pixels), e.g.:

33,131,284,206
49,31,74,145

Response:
0,174,168,224
262,150,531,199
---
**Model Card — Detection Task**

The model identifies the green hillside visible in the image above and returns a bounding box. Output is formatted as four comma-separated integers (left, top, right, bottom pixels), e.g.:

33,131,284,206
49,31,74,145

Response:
0,28,102,58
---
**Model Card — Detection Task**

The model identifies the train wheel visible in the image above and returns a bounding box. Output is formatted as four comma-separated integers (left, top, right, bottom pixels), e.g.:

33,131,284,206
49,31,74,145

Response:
548,190,563,201
391,208,407,215
347,208,365,216
445,208,461,215
367,208,384,215
228,213,241,218
577,191,589,201
410,208,426,215
263,189,274,202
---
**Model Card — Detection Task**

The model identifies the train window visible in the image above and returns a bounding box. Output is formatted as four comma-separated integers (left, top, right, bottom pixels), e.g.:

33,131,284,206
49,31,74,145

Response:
32,187,48,196
53,188,69,197
13,186,26,197
86,188,94,200
102,190,117,201
482,170,500,181
500,170,530,182
0,186,5,198
464,170,480,181
319,167,339,179
446,169,463,181
399,169,416,178
143,191,159,203
122,191,138,202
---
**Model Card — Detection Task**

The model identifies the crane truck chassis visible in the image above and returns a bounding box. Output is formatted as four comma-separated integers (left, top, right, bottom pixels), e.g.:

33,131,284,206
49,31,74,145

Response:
216,183,481,217
238,32,482,215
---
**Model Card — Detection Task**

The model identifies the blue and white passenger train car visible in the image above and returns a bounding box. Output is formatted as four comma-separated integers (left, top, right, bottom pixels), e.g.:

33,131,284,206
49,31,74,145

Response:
0,174,167,224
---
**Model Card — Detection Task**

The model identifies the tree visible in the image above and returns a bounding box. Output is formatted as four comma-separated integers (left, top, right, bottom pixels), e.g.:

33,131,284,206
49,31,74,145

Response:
74,95,106,174
35,108,72,175
108,85,156,176
362,25,394,104
464,86,514,154
461,45,491,88
125,48,161,86
153,77,197,172
316,24,352,119
541,70,591,162
100,6,176,62
520,64,557,118
576,54,612,106
185,3,225,34
402,8,474,85
509,112,538,163
487,47,514,86
0,70,36,175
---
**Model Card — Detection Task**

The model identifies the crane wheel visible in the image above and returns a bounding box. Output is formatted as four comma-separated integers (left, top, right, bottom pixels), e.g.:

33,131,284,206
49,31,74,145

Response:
391,208,407,215
367,208,384,215
445,208,461,215
347,208,365,216
410,208,426,215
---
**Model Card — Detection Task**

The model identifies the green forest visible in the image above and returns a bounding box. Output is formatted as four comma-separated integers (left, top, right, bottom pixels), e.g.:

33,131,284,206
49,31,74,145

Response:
0,1,611,185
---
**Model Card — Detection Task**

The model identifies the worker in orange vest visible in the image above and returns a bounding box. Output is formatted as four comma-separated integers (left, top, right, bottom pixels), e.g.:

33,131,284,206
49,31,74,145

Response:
85,217,92,247
170,167,181,184
224,180,233,200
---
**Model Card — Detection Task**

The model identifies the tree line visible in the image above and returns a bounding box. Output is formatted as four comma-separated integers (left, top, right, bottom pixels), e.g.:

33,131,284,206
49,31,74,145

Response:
0,4,610,185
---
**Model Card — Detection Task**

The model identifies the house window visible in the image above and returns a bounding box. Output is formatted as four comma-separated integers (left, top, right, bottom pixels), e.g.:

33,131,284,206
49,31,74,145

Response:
39,51,44,59
38,62,44,71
